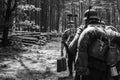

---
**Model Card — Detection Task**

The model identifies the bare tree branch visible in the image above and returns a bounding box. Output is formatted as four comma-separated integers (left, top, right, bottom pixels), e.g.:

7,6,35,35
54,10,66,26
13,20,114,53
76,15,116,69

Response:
5,0,12,19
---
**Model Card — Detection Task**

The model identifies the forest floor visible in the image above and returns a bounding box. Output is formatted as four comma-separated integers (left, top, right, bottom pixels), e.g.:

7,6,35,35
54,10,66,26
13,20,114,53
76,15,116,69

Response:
0,37,74,80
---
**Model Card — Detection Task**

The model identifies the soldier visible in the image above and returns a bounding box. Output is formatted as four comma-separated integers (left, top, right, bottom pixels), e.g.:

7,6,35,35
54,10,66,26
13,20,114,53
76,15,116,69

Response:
61,20,76,76
68,6,100,77
61,20,76,56
74,9,120,80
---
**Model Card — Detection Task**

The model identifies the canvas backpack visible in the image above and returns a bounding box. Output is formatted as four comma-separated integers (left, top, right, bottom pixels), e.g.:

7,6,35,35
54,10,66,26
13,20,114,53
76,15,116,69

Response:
88,37,109,61
88,27,109,71
88,28,120,73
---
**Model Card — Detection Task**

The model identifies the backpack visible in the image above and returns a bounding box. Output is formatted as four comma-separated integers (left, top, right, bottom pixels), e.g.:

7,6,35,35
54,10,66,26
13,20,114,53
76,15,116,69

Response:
107,43,119,66
88,29,120,72
89,37,109,61
107,43,120,77
88,28,109,71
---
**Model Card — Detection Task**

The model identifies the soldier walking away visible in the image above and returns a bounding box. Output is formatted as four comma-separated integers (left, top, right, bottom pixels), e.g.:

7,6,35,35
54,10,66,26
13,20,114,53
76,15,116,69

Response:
74,7,120,80
67,6,99,78
61,20,76,77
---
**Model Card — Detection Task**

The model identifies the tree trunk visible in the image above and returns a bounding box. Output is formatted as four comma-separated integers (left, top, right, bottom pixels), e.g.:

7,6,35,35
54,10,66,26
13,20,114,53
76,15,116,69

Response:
52,8,56,30
2,24,9,46
56,10,60,32
40,0,45,32
50,6,52,32
112,4,116,27
2,13,11,46
116,0,120,25
40,0,48,32
2,0,12,47
50,4,55,31
106,9,110,25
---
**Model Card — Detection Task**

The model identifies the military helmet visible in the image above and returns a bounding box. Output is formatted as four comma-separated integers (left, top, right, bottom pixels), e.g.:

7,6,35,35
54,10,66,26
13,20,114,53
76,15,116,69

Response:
84,16,99,21
84,7,100,24
84,9,98,17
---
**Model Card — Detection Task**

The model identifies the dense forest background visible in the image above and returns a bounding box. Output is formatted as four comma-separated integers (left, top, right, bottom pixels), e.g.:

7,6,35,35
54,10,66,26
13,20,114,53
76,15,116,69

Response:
0,0,120,46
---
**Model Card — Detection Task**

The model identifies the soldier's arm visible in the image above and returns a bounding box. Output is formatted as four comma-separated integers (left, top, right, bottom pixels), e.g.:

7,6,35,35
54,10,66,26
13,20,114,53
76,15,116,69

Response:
61,31,68,56
69,28,82,55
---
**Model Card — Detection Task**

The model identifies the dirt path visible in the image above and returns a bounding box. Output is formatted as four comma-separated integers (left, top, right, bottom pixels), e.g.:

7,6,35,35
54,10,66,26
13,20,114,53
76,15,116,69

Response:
0,38,73,80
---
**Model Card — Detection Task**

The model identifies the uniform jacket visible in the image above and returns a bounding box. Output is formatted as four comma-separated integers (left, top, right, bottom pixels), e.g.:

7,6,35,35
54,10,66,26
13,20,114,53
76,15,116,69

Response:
75,25,120,75
62,28,76,44
68,25,84,57
61,28,76,53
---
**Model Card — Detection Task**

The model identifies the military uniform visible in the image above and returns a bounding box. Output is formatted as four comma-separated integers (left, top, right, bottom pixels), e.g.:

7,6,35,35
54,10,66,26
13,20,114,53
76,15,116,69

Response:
68,7,98,58
61,21,76,76
68,8,100,78
61,28,76,45
74,23,120,80
73,6,120,80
